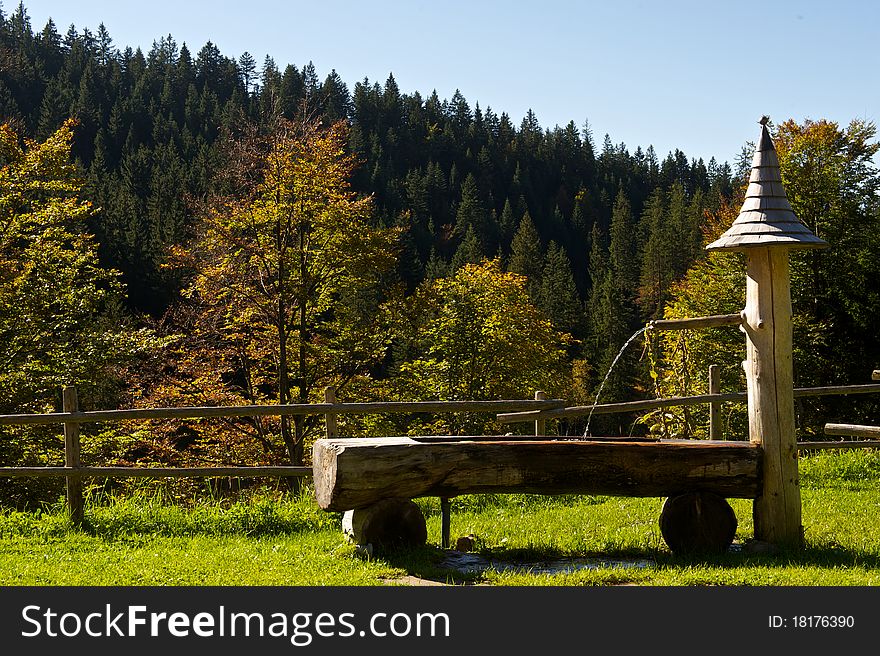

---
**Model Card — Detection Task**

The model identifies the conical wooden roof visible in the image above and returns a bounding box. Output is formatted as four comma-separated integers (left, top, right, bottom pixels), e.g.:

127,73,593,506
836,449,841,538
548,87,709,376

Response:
706,119,827,251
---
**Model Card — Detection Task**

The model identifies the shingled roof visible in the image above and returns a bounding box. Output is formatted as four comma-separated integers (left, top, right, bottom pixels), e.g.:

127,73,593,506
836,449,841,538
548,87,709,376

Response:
705,118,828,251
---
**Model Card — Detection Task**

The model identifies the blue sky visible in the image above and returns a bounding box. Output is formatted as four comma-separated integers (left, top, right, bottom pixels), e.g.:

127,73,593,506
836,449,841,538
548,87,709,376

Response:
18,0,880,165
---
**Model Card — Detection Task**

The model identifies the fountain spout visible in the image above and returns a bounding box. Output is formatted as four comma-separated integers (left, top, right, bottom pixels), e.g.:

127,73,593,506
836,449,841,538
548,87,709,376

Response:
584,326,649,436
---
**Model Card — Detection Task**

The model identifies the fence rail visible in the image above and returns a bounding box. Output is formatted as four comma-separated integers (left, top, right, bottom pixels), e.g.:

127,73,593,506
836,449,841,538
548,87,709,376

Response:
496,384,880,423
0,398,568,427
0,466,314,478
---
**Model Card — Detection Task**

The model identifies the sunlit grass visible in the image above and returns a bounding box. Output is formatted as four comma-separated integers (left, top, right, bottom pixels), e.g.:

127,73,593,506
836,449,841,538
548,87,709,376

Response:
1,450,879,585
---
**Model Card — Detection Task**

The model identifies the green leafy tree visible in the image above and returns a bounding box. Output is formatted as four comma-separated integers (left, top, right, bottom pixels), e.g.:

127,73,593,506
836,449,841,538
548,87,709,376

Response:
0,120,161,504
396,259,571,433
776,118,880,338
642,204,746,438
0,120,158,412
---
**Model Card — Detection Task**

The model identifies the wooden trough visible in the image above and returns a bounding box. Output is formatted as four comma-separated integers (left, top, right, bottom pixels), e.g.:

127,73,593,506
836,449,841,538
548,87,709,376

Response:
313,436,762,554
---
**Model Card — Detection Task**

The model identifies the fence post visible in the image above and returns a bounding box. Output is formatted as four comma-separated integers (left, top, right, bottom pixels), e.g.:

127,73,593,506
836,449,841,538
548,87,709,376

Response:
62,386,83,526
534,390,546,436
324,387,338,439
708,365,721,440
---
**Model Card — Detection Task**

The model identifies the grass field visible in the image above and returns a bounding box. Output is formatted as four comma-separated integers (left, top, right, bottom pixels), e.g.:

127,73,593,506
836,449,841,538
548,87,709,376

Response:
1,449,879,586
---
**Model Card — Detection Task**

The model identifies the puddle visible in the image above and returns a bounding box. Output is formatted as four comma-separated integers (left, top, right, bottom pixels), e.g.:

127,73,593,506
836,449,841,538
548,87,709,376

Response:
440,551,656,575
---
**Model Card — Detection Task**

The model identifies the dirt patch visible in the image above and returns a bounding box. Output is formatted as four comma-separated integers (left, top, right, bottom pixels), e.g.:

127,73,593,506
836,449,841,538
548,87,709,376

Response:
380,575,452,586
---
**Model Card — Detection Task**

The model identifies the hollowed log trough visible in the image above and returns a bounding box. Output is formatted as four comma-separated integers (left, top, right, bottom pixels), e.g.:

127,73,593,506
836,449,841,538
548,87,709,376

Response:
312,436,762,554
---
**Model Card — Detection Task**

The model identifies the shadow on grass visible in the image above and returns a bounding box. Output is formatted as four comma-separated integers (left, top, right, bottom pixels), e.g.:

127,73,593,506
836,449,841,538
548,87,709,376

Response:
372,539,880,586
11,498,345,541
375,542,662,585
668,541,880,571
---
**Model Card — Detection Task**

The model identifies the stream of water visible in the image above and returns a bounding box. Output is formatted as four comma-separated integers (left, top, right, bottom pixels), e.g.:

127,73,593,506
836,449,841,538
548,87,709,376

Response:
583,326,649,436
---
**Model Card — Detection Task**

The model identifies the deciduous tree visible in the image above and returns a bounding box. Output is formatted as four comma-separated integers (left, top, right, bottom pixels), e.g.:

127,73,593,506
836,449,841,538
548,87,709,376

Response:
164,118,398,467
396,259,571,434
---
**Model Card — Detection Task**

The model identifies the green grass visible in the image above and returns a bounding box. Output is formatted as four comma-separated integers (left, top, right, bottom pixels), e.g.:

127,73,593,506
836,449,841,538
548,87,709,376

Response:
2,450,880,586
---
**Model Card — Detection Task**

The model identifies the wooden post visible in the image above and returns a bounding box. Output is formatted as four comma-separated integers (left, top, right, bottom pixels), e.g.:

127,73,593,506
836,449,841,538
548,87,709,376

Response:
873,370,880,381
534,390,546,436
62,386,83,527
440,497,451,549
743,247,802,546
324,387,338,439
708,365,721,440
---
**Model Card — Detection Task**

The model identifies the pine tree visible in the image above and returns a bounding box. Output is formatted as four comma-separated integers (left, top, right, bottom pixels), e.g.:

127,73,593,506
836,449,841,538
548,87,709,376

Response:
455,173,488,242
507,211,543,300
608,189,638,302
238,51,257,93
451,225,484,271
538,241,583,337
638,187,673,319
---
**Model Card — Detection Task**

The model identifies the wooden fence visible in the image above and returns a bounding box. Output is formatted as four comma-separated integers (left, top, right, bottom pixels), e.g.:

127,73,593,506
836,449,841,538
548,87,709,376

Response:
0,389,568,524
1,368,878,523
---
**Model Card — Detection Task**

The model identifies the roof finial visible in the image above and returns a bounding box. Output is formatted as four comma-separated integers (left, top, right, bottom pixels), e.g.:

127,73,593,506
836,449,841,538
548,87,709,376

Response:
705,118,828,251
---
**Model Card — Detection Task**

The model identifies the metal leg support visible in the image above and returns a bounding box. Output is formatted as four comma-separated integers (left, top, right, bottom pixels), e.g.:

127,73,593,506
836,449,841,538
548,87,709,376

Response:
440,497,451,549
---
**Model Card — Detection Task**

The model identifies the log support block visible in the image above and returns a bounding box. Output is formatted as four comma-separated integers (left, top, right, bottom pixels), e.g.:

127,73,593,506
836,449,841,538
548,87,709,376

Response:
660,492,738,554
342,498,427,549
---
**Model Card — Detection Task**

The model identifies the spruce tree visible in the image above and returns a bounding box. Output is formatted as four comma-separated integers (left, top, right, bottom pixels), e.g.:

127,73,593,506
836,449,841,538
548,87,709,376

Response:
507,211,543,300
587,223,638,429
666,181,690,279
451,225,484,271
499,197,517,247
608,189,639,302
279,64,304,118
638,187,673,319
424,247,449,281
538,241,584,337
455,173,487,240
238,52,257,94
